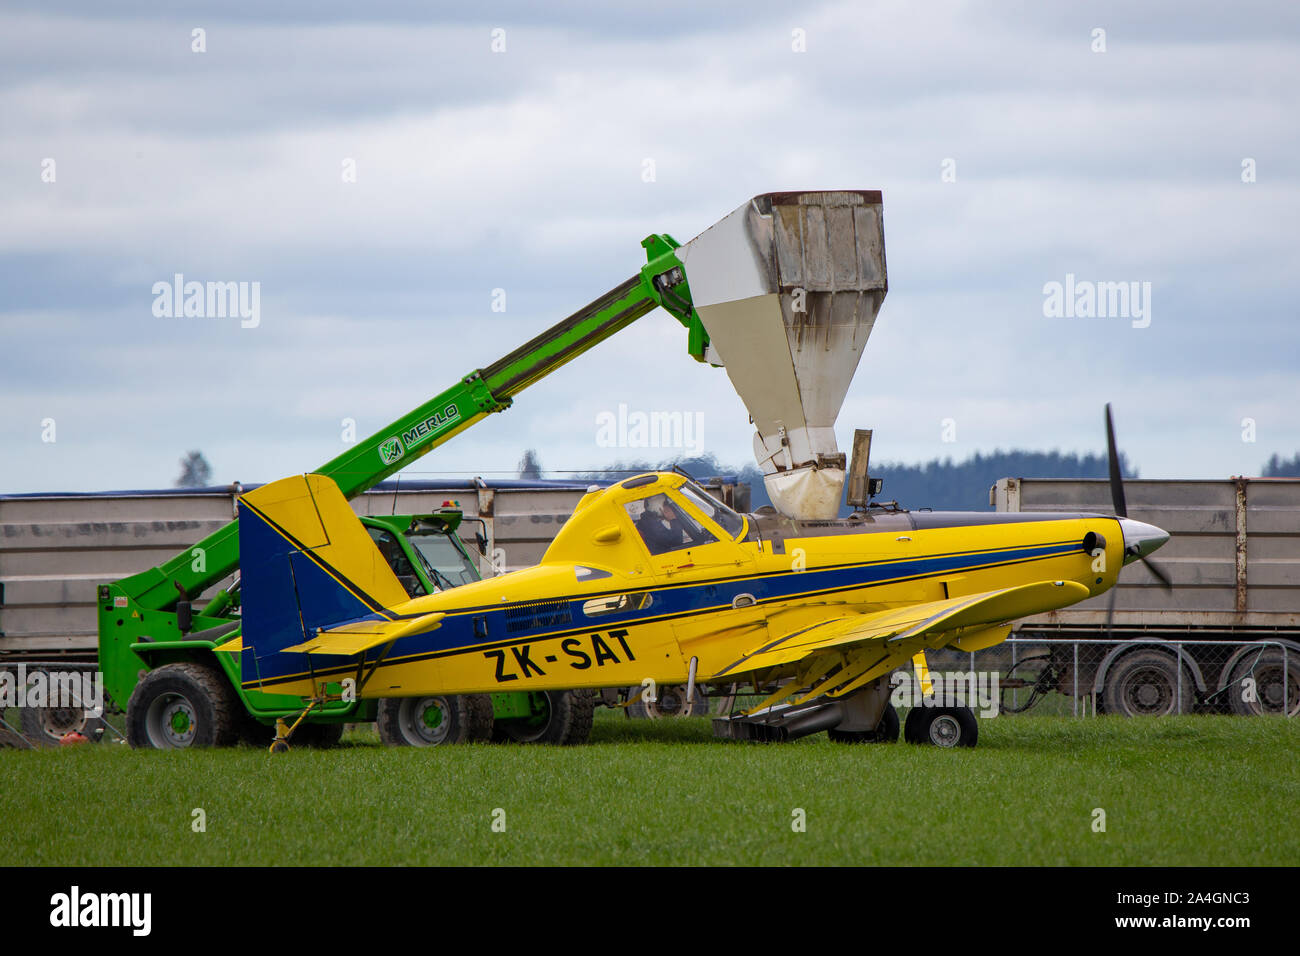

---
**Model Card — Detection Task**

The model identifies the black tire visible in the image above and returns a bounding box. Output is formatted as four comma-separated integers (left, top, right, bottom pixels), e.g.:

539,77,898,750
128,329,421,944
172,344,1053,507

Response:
290,722,346,748
1225,650,1300,717
236,710,275,747
494,689,596,745
1102,650,1195,717
903,706,978,747
625,683,709,719
126,662,240,749
828,703,900,743
19,701,108,748
377,694,494,746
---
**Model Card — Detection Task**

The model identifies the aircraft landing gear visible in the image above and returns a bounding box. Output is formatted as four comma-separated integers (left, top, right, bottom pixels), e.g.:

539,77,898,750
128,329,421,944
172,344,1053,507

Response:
903,705,978,748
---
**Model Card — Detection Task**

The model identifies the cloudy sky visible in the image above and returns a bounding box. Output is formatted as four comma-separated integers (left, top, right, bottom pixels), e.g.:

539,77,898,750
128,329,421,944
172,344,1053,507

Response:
1,0,1297,494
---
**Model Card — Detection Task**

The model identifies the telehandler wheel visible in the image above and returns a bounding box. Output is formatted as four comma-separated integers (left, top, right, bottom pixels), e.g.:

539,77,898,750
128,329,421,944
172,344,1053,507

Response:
903,706,978,747
828,703,900,743
1101,650,1195,717
19,701,108,748
126,662,239,749
494,689,596,745
377,694,494,746
1225,650,1300,717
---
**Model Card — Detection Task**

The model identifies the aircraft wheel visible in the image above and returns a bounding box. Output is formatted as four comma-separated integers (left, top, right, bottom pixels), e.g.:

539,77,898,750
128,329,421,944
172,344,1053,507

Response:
494,689,595,745
904,706,978,748
828,703,899,743
626,683,709,719
126,662,239,749
378,694,493,746
1225,650,1300,717
1101,650,1194,717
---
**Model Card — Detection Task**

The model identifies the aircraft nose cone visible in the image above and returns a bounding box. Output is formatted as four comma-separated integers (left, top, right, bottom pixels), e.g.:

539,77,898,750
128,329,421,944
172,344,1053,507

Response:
1119,518,1170,564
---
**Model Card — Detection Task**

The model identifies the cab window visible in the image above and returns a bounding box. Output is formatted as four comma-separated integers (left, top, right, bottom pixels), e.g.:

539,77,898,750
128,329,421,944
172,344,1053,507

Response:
367,527,424,597
625,493,719,556
407,530,479,589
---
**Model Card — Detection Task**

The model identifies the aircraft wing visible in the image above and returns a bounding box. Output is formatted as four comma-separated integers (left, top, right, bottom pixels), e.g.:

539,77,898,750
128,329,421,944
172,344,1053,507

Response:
709,580,1089,679
280,611,447,657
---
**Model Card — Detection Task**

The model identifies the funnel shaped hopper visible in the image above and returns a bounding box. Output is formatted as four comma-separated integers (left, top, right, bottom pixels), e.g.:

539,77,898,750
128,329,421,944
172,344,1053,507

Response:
676,191,887,518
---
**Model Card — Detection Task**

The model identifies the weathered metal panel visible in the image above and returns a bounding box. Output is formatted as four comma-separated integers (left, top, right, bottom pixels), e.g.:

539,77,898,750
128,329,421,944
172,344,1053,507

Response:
0,479,740,659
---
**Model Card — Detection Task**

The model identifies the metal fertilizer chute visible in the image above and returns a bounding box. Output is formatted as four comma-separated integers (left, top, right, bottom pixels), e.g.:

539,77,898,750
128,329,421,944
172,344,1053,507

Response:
675,190,888,519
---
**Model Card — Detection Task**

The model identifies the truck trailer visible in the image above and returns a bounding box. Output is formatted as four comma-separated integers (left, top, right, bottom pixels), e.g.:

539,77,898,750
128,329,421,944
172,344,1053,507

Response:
990,477,1299,717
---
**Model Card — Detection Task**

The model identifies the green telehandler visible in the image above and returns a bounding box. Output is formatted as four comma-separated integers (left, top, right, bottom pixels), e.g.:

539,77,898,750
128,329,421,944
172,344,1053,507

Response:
98,234,705,748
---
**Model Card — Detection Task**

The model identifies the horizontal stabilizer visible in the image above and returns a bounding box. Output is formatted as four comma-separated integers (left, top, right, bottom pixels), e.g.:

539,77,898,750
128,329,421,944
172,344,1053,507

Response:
281,611,446,657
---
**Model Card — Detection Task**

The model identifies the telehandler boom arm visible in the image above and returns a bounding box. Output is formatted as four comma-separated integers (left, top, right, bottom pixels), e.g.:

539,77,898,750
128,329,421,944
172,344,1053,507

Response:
106,235,702,616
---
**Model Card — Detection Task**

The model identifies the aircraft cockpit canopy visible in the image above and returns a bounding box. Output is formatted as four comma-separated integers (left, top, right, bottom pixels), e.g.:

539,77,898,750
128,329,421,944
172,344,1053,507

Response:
625,493,719,555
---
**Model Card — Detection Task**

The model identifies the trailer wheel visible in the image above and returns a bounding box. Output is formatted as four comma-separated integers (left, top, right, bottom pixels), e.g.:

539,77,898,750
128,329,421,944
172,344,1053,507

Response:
626,683,709,719
1225,650,1300,717
494,689,595,745
828,703,899,743
1101,650,1195,717
126,662,239,749
904,706,978,747
19,701,108,748
377,695,493,746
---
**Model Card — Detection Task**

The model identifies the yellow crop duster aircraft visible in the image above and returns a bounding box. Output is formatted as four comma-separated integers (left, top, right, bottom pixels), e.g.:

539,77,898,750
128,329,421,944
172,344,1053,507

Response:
222,448,1168,749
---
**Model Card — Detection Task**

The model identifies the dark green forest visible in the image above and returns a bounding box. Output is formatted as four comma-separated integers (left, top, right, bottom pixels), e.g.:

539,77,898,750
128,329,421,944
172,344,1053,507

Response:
549,447,1300,513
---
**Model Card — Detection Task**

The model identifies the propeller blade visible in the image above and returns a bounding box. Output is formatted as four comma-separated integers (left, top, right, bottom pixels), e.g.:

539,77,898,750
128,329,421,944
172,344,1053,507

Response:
1141,555,1174,590
1105,403,1128,518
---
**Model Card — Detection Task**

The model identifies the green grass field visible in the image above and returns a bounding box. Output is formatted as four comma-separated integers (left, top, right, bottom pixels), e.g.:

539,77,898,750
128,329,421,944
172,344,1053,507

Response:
2,712,1295,866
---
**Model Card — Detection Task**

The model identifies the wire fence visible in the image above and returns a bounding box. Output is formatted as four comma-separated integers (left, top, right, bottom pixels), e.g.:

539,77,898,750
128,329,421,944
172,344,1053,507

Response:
0,661,122,749
3,637,1295,749
922,636,1297,718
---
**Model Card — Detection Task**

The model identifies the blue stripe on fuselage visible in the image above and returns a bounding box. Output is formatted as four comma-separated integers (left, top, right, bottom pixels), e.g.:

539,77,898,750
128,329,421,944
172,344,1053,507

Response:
247,539,1081,687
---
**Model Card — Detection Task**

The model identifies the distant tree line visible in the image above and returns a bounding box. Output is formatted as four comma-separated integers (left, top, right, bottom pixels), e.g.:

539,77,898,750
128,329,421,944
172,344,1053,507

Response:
1261,452,1300,477
535,446,1300,512
570,449,1135,513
